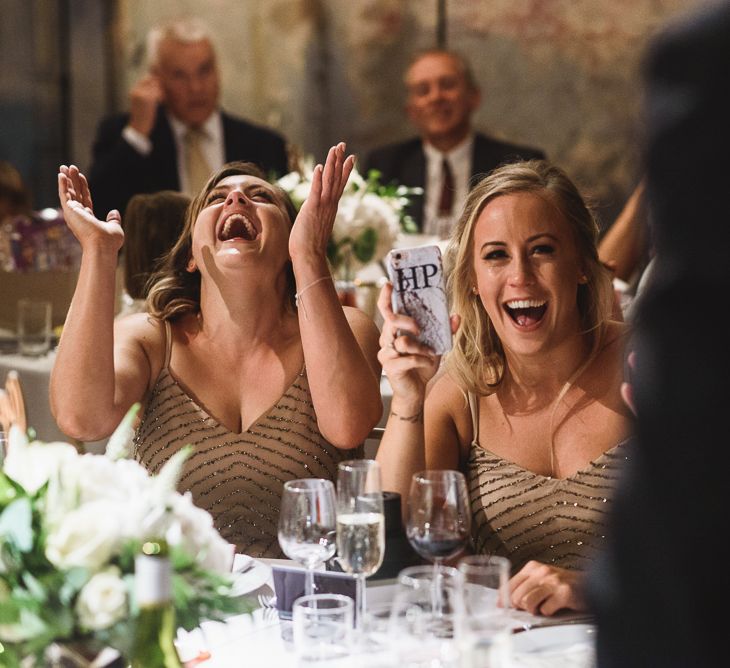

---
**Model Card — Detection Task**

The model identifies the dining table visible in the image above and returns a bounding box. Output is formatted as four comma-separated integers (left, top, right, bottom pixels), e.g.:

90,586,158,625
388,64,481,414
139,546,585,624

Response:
178,556,597,668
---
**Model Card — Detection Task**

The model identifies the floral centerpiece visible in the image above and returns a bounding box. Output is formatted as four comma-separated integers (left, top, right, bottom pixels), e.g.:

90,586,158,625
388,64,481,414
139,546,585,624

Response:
0,407,254,667
277,158,421,282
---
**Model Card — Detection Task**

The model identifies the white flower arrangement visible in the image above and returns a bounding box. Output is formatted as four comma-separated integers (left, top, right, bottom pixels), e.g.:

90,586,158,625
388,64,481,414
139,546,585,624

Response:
278,158,421,278
0,406,252,667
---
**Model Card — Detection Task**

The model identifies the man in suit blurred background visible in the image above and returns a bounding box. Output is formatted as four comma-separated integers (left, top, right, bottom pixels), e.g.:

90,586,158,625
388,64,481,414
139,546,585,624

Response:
362,49,544,237
88,17,288,217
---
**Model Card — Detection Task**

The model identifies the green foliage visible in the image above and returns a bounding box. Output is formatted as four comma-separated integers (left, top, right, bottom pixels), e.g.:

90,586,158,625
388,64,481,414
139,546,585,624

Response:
0,475,254,664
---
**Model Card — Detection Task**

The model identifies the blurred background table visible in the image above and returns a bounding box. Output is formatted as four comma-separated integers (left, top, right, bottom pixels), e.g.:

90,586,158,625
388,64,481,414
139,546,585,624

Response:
0,346,107,452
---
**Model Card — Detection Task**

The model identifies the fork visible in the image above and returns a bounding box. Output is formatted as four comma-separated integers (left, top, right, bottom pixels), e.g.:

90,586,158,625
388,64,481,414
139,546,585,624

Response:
256,592,278,621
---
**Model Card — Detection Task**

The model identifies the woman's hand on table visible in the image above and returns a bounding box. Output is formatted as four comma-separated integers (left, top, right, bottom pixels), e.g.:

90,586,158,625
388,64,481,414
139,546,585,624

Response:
57,164,124,254
509,560,586,616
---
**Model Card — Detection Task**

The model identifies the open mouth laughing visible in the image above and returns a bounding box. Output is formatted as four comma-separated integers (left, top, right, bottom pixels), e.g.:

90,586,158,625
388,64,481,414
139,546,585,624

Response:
504,299,547,327
218,213,260,242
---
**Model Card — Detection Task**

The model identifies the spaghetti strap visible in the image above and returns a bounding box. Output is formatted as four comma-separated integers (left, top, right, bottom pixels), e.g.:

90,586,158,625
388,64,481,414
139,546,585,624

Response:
467,391,479,445
163,320,172,370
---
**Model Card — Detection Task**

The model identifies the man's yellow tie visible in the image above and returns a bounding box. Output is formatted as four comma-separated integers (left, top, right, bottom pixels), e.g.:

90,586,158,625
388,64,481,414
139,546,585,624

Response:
184,128,211,195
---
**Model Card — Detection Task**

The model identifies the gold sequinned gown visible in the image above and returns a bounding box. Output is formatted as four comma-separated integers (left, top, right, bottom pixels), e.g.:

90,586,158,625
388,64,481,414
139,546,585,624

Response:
134,321,353,558
466,392,629,572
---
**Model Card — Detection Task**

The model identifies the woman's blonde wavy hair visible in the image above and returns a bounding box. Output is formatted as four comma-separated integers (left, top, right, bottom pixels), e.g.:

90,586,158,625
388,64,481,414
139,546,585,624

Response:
146,161,298,321
444,160,614,396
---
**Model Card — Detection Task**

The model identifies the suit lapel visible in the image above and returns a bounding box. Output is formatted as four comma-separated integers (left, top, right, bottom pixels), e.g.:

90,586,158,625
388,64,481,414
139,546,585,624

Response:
402,141,426,231
151,111,181,191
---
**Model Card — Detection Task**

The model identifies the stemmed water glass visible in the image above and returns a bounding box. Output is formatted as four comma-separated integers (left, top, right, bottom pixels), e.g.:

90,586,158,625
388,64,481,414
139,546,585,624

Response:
406,470,471,614
278,478,337,597
335,459,385,629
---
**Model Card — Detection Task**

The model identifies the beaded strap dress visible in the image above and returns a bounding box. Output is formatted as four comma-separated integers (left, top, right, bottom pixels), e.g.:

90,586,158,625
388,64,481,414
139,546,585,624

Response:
134,321,353,558
466,392,629,572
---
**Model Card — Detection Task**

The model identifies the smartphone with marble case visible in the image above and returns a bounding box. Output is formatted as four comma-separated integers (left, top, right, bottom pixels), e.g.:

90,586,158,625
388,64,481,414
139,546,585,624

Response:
386,245,452,355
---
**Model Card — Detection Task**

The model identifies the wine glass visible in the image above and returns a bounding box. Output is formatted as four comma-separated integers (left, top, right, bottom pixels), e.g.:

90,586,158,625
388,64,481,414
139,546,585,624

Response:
406,470,471,615
278,478,337,597
336,459,385,628
389,565,464,653
456,555,512,665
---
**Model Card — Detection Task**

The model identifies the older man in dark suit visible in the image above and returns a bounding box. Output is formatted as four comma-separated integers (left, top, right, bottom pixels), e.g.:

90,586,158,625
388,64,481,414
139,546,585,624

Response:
88,17,288,217
362,49,544,236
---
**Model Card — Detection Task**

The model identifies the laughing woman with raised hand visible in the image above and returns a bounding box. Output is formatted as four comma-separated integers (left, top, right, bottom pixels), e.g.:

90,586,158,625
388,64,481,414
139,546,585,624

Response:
51,143,382,558
376,160,633,616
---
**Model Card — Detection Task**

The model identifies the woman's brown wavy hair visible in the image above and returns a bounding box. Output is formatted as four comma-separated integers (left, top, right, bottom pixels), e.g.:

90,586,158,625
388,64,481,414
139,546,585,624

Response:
444,160,615,396
146,161,298,321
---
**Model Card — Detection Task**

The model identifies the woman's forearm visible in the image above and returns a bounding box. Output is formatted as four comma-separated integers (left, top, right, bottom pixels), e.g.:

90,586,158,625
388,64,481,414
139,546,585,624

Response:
294,257,382,448
376,393,426,504
50,246,121,440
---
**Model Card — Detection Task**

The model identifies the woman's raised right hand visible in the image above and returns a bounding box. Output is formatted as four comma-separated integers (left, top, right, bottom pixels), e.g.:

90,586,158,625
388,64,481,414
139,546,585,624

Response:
57,164,124,253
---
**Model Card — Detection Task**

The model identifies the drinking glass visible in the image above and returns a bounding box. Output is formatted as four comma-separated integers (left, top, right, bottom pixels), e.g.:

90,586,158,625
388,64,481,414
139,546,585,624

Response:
457,555,511,668
336,459,385,628
293,593,353,665
278,478,337,597
406,470,470,617
389,565,463,667
17,299,52,356
406,470,471,572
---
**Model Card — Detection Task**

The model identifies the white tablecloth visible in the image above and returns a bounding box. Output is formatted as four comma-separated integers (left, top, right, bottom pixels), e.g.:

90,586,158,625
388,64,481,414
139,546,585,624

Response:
184,558,595,668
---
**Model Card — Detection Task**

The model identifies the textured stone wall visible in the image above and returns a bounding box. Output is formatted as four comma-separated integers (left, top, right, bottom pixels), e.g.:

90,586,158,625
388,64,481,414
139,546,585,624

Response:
115,0,710,223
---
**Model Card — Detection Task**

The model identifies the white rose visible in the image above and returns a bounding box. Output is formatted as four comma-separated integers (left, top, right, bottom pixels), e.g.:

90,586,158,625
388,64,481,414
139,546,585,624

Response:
45,455,150,529
332,192,401,270
168,493,233,573
45,500,125,571
76,567,128,631
3,438,78,494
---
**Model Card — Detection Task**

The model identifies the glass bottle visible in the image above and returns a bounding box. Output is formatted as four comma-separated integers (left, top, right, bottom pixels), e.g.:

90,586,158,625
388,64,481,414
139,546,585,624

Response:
131,539,182,668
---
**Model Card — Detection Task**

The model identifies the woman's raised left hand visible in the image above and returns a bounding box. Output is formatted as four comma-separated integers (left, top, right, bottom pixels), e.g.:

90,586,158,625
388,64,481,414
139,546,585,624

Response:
288,142,355,264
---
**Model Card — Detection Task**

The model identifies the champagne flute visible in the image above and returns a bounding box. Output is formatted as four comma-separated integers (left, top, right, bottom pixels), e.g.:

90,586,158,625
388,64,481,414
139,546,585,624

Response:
278,478,337,597
406,470,471,614
336,459,385,628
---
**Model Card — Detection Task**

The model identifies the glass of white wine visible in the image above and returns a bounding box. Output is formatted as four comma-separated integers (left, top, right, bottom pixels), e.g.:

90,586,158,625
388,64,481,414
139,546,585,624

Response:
278,478,337,597
336,459,385,629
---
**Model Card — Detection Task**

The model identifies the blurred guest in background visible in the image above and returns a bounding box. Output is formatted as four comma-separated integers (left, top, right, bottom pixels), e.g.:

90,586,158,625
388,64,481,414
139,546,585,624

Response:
0,161,31,223
0,162,80,331
118,190,190,316
589,2,730,665
362,49,545,237
88,16,288,218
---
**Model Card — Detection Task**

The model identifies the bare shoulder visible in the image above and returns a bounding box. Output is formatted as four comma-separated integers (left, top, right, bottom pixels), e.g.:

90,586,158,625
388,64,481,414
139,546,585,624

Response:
603,320,631,348
343,305,380,338
114,312,165,346
113,313,167,390
425,369,473,466
596,320,631,368
584,320,632,410
427,368,465,408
